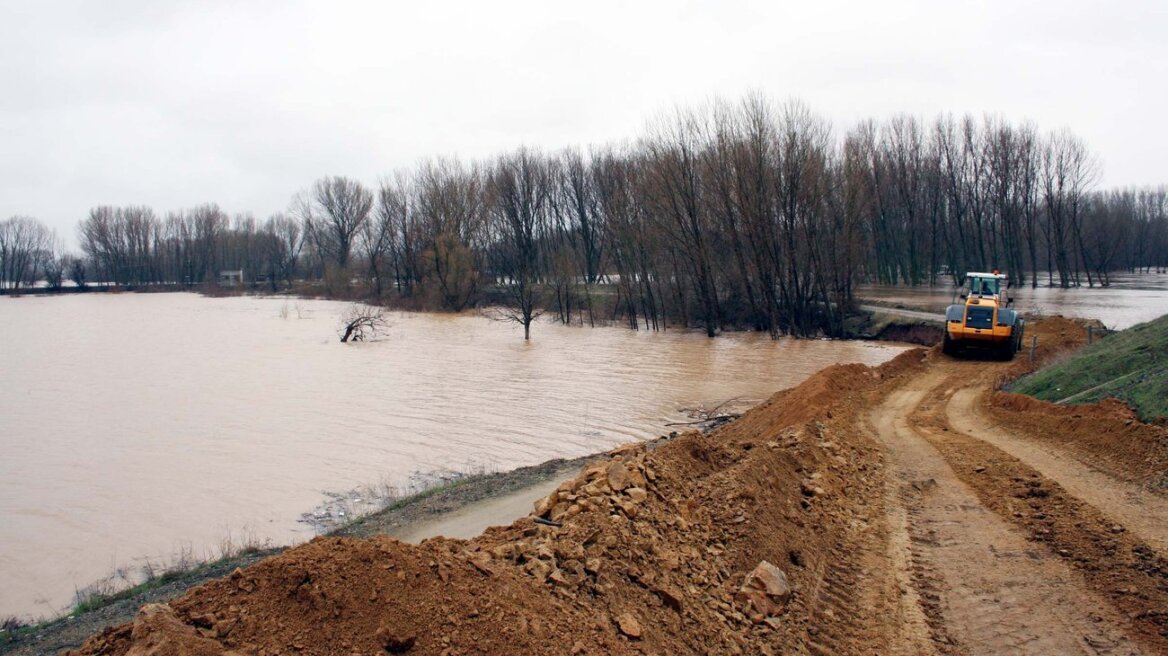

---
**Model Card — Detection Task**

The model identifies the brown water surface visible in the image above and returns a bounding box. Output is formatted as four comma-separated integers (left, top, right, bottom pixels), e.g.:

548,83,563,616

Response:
0,293,908,619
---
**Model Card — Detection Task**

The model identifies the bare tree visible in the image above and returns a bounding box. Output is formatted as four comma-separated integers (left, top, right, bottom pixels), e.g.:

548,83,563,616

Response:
488,149,551,340
1041,129,1100,287
0,216,54,289
366,175,409,299
261,214,303,291
42,254,65,290
307,176,373,271
78,206,161,286
64,254,88,289
339,304,389,342
189,204,226,283
641,107,722,337
593,147,662,330
416,159,484,310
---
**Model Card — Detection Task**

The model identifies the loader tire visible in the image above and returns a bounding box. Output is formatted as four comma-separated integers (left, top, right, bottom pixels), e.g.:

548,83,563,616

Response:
942,332,958,357
998,339,1016,361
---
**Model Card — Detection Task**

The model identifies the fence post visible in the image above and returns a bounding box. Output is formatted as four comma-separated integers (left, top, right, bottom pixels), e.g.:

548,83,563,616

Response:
1029,335,1038,364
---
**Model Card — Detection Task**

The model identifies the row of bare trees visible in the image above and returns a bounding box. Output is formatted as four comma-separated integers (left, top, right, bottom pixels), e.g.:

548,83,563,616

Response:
8,96,1167,337
74,205,303,290
852,113,1119,289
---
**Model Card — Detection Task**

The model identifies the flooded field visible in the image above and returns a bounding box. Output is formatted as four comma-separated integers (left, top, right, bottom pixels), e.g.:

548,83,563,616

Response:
0,293,909,619
857,272,1168,329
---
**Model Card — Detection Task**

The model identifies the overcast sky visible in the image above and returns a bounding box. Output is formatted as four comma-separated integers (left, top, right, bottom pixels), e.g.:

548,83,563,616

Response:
2,0,1165,248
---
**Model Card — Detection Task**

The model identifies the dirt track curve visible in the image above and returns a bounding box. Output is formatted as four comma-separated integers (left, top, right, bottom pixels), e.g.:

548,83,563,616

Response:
872,368,1146,654
57,317,1168,656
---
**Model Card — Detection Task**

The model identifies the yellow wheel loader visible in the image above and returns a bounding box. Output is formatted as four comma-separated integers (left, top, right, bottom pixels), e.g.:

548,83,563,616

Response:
942,272,1025,360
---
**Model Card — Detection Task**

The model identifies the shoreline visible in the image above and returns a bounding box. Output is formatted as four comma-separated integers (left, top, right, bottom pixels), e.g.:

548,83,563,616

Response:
16,315,1165,653
0,330,920,653
0,449,627,655
0,292,927,653
1,283,937,340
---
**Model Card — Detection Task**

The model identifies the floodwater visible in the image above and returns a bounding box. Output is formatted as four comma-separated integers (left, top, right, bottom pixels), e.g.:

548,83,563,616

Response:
0,293,908,619
857,271,1168,329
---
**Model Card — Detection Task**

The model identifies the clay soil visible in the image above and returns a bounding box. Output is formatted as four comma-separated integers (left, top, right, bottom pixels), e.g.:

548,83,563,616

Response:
65,316,1168,655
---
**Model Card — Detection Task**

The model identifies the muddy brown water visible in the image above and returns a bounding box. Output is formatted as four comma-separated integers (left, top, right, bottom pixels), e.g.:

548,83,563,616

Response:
858,271,1168,329
0,293,909,620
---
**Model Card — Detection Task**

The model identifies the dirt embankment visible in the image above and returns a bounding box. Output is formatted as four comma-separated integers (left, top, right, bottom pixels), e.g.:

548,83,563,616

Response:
64,315,1168,655
1,458,597,656
68,350,931,656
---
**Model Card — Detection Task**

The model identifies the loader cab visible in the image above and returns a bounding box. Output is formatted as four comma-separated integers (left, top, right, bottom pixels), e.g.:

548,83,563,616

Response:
962,272,1009,304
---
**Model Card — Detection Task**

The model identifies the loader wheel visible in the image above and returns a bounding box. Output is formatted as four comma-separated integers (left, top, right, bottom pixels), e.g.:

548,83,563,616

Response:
942,332,957,357
998,340,1016,361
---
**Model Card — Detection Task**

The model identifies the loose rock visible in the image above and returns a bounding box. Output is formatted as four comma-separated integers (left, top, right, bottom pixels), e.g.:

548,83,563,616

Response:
735,561,792,620
616,612,643,639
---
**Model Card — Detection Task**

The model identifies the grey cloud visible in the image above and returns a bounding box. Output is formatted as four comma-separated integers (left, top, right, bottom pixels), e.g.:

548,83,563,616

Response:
1,0,1164,247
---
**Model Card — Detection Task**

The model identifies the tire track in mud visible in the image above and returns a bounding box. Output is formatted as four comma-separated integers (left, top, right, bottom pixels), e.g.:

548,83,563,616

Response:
803,544,866,656
913,378,1168,652
872,372,1144,655
802,534,930,656
946,387,1168,554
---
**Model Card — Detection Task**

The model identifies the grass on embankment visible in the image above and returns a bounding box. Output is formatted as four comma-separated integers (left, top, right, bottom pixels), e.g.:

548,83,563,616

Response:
1010,313,1168,421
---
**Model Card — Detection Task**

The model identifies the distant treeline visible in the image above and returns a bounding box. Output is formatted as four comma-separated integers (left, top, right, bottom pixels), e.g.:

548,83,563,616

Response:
3,96,1166,337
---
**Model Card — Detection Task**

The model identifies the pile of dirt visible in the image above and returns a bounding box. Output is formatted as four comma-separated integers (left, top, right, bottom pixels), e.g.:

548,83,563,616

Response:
990,314,1092,384
988,391,1168,490
68,350,928,656
987,315,1168,489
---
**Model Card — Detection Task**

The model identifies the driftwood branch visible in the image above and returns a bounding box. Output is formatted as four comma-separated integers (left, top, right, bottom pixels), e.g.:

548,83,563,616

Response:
664,416,741,427
668,397,746,428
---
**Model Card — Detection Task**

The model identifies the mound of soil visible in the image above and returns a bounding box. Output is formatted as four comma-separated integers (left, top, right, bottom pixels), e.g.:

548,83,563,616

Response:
989,387,1168,490
68,351,929,656
987,315,1168,489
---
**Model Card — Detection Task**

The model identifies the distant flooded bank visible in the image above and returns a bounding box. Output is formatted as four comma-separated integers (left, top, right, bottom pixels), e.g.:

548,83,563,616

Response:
0,293,910,619
857,271,1168,330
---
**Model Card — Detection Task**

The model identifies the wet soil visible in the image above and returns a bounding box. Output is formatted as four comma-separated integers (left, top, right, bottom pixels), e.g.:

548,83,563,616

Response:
0,457,601,655
332,456,605,541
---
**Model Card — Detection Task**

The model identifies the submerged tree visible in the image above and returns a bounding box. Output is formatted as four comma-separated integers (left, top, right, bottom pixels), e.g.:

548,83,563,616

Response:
488,148,551,340
339,304,389,342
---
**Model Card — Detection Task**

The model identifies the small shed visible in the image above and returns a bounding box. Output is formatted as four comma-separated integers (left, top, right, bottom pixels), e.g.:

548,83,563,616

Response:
218,270,244,287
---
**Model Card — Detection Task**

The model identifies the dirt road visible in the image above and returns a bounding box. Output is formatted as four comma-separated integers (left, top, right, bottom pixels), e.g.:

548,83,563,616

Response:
62,317,1168,655
947,387,1168,554
871,368,1146,654
859,303,946,324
